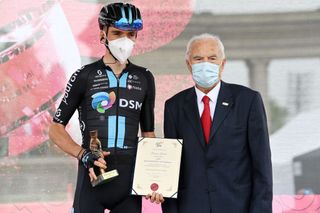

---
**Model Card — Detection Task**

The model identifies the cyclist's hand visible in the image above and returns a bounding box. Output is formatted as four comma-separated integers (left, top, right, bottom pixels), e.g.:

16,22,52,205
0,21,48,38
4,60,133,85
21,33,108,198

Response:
145,192,165,204
88,151,110,181
81,150,110,181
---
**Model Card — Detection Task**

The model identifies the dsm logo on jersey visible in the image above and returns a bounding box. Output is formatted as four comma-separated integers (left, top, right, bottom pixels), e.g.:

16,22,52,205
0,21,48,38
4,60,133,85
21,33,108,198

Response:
91,91,116,113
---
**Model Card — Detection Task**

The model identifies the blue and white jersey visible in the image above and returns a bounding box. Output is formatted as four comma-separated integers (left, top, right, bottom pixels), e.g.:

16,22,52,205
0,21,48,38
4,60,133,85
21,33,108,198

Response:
53,58,155,155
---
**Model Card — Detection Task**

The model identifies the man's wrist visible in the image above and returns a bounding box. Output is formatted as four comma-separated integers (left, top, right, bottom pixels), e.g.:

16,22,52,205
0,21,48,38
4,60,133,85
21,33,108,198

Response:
76,148,85,160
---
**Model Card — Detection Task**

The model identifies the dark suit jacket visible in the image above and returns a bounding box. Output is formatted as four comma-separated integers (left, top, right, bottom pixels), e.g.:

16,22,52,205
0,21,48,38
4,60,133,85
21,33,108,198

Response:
163,81,272,213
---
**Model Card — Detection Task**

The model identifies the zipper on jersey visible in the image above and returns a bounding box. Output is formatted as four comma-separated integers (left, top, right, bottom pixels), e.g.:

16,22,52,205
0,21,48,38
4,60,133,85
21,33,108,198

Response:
113,71,124,155
114,77,120,155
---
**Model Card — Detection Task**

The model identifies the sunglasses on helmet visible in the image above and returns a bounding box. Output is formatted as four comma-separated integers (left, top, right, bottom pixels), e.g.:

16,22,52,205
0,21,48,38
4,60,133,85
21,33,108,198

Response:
114,18,143,31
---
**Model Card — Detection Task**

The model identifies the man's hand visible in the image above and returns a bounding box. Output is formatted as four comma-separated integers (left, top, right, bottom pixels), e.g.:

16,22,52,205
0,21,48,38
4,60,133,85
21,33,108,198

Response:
80,149,110,181
145,192,165,204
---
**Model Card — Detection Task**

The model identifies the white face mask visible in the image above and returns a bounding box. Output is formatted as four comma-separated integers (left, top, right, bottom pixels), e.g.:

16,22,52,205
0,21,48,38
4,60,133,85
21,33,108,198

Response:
107,37,135,64
191,62,220,88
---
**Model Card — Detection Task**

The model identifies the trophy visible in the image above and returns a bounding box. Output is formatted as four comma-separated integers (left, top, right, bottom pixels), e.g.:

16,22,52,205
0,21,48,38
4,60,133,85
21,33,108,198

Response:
89,130,119,187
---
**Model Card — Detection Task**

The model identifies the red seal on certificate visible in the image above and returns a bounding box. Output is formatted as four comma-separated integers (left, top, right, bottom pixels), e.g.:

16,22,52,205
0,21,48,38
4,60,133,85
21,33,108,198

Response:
150,183,159,191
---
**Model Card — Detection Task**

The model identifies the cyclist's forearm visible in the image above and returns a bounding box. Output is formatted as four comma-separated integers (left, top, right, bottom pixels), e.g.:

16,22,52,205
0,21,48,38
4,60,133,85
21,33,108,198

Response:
49,122,83,159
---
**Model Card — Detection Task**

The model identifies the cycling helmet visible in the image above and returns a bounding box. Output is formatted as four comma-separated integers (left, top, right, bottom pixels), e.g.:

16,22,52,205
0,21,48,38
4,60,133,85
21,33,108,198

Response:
98,3,143,31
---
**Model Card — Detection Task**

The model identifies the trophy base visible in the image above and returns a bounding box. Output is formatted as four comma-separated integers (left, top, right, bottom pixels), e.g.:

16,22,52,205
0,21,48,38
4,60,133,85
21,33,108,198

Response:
91,169,119,187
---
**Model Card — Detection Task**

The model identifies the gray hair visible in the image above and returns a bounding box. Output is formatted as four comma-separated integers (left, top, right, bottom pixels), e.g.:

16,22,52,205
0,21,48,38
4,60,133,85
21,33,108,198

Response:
185,33,225,59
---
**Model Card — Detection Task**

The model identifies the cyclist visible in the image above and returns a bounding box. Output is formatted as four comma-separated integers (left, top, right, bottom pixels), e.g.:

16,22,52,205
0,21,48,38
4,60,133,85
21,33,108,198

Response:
49,3,166,213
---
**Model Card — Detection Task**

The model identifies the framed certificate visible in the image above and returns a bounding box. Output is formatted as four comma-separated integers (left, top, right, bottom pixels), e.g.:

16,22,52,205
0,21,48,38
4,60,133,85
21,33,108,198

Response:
131,137,183,198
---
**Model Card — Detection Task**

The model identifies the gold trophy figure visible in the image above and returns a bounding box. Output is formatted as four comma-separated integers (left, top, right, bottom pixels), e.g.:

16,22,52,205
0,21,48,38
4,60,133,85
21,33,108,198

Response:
90,130,119,187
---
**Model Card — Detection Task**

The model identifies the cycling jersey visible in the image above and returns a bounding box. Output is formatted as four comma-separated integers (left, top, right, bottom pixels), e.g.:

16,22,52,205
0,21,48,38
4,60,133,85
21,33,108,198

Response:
53,58,155,153
52,58,155,212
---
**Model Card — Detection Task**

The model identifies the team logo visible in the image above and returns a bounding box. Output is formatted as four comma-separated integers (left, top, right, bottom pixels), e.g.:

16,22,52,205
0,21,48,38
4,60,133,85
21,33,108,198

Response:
128,74,139,80
133,75,139,80
91,91,116,113
80,120,86,131
55,108,62,117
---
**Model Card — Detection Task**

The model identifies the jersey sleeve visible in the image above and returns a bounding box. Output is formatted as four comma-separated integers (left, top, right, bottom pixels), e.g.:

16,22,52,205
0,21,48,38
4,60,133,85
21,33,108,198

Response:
53,68,87,126
140,69,155,132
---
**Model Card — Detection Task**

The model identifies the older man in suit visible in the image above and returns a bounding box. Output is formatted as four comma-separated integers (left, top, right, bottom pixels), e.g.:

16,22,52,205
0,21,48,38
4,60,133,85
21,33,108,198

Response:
163,33,273,213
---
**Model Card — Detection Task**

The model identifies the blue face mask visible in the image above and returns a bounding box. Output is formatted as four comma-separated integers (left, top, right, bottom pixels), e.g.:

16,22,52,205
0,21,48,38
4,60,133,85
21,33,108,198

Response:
191,62,220,88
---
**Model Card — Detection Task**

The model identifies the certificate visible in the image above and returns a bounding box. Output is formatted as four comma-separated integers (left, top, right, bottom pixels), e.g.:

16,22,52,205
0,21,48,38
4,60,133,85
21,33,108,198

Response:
131,137,183,198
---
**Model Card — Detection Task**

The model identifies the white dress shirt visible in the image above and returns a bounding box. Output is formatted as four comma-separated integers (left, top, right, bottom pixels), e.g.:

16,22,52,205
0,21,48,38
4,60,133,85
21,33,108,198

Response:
195,81,221,120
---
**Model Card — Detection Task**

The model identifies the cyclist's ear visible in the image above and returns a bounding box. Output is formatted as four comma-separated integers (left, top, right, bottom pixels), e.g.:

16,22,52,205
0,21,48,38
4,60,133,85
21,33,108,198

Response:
100,26,109,44
100,30,107,44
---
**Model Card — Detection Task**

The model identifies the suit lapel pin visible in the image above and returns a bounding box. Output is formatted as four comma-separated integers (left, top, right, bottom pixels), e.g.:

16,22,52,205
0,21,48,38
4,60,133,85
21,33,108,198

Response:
222,102,229,106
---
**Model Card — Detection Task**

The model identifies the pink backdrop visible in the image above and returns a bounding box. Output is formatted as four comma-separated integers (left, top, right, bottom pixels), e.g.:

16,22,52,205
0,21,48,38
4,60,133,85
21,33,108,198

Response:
1,0,319,212
1,195,320,213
